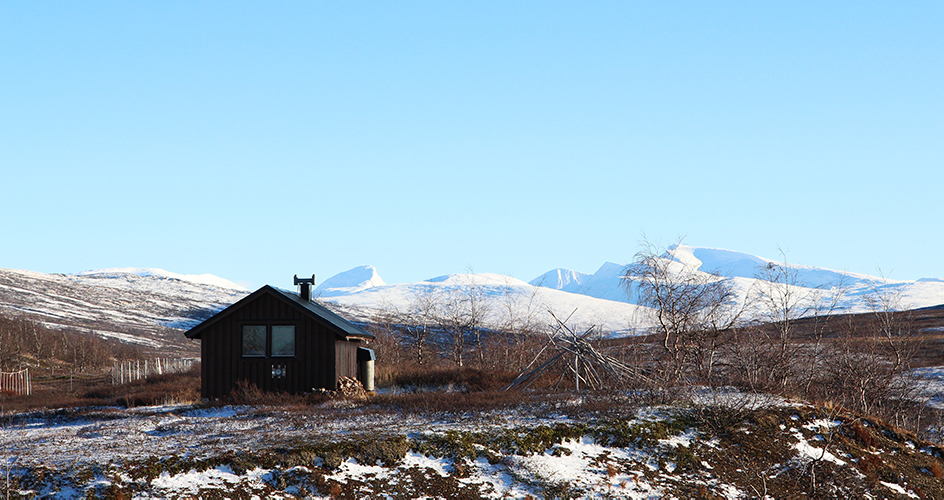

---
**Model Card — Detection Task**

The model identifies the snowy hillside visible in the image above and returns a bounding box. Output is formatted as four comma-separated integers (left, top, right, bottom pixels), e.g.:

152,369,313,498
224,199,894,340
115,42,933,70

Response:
313,246,944,339
315,267,649,336
75,268,246,291
0,268,248,351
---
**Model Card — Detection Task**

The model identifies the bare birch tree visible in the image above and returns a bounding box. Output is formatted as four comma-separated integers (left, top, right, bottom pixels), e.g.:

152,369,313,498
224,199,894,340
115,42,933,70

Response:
624,239,743,386
826,272,924,422
863,271,920,373
434,274,491,367
383,286,440,366
744,250,845,393
493,277,546,371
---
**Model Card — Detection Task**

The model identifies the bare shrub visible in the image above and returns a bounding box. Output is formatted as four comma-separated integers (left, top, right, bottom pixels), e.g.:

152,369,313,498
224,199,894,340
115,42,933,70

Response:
368,281,548,387
432,274,491,367
475,329,548,375
490,279,547,373
374,287,439,367
736,253,846,396
0,313,145,375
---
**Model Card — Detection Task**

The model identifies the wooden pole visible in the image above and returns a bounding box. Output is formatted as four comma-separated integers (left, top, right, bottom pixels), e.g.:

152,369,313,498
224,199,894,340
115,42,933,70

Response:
574,354,579,392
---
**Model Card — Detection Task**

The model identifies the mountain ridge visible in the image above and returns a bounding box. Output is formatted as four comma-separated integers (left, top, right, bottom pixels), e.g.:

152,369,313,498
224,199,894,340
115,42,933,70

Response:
3,244,944,353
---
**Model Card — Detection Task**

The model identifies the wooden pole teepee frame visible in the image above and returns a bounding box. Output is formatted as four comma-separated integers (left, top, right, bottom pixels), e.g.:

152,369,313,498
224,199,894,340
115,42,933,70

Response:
504,309,652,391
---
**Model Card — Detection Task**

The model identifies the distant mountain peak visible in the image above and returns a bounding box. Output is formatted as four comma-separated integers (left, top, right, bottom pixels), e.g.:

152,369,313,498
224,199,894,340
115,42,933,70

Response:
530,263,629,303
314,265,386,297
529,268,588,293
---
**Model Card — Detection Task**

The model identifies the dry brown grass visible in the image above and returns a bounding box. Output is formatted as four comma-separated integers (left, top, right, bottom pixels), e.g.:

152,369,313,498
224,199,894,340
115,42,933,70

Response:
931,462,944,479
379,365,517,392
82,365,202,407
220,380,330,408
372,389,526,414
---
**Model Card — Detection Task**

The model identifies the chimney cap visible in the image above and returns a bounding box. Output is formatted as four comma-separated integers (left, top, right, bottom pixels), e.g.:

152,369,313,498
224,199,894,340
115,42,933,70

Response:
294,274,315,286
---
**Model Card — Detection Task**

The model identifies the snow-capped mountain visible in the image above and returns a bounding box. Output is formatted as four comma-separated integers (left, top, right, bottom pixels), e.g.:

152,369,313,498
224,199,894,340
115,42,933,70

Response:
526,245,944,315
530,262,628,303
311,245,944,338
529,268,589,294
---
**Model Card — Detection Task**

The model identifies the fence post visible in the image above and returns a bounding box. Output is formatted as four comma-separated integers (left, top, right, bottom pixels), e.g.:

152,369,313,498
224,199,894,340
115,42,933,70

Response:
0,369,31,396
108,358,197,386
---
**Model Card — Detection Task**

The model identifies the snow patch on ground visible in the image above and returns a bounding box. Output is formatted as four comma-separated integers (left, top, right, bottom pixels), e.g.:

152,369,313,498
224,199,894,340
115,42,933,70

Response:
150,465,247,496
880,480,920,498
791,422,846,466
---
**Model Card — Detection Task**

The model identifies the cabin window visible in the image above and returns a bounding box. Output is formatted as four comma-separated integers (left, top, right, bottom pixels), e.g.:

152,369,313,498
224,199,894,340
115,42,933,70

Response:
271,325,296,357
242,325,266,356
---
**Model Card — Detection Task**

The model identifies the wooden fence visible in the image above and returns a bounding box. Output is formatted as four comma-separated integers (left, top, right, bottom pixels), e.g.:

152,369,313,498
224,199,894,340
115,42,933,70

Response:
111,358,197,385
0,369,31,396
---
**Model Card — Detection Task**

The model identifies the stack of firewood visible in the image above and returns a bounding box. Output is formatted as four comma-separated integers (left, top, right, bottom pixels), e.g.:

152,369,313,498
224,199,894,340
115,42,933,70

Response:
336,376,368,399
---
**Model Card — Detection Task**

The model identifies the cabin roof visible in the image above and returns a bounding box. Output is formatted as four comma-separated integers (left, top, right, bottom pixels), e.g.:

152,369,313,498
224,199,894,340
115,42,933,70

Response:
184,285,374,340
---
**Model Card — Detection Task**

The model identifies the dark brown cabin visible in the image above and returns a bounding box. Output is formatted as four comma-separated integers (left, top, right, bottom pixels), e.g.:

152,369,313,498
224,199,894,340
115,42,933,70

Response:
184,277,374,399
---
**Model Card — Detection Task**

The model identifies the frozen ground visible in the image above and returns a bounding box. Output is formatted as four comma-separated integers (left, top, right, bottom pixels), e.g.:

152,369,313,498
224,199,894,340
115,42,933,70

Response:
911,366,944,409
3,402,534,469
1,397,745,498
4,389,943,498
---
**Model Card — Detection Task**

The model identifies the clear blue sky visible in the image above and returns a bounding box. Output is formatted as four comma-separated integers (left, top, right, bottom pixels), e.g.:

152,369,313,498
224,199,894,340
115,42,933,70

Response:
2,2,942,289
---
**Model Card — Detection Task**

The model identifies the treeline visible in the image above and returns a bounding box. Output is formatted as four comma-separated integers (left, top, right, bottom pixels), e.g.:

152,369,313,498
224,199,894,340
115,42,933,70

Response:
361,279,548,382
365,241,938,438
0,313,143,373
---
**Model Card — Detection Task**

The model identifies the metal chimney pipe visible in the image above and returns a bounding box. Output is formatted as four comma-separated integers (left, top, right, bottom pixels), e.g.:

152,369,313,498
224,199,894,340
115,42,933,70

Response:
293,274,315,302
